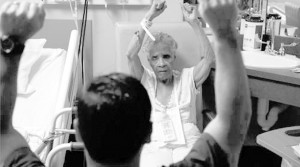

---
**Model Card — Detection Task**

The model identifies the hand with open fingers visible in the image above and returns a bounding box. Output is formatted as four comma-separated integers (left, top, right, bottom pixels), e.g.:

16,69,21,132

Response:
199,0,237,37
181,3,199,24
0,1,46,43
145,0,167,21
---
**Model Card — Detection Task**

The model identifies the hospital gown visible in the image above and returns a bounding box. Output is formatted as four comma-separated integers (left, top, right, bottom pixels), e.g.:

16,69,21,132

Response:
141,67,203,166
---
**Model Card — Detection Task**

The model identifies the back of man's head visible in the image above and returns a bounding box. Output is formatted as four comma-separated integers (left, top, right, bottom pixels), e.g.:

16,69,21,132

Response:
76,73,152,164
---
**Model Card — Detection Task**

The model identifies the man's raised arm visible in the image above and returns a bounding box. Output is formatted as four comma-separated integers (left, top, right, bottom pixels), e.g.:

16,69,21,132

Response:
0,1,45,164
200,0,252,166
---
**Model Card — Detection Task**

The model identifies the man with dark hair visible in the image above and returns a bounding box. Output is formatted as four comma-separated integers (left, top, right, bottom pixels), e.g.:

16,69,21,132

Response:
0,1,45,166
74,73,152,164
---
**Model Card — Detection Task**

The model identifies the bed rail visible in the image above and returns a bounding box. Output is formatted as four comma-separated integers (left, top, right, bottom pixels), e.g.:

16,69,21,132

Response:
44,29,79,166
50,107,74,133
35,107,76,155
45,142,84,167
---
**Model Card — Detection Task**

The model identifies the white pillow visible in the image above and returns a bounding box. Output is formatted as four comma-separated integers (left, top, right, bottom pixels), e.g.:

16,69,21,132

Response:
18,39,47,95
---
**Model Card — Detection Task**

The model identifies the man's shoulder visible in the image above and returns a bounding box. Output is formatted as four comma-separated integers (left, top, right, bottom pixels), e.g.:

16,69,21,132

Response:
4,147,45,167
167,133,229,167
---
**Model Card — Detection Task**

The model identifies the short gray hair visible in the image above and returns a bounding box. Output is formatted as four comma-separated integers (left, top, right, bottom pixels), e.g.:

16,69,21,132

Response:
142,32,178,57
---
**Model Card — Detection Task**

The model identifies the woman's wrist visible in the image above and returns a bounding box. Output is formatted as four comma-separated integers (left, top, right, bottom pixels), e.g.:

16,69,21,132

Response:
144,13,154,21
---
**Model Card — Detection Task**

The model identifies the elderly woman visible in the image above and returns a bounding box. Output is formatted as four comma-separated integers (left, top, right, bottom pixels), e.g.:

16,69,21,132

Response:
126,0,214,166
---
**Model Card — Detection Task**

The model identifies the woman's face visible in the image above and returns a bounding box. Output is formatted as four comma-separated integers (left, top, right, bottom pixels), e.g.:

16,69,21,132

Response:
148,43,176,81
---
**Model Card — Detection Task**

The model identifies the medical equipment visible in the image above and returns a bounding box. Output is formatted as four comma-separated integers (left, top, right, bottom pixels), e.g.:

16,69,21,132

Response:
42,104,82,166
41,0,89,164
35,107,76,156
78,0,89,85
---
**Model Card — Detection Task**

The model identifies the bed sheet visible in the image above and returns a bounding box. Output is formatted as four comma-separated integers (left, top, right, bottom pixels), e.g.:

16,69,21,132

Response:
13,48,67,152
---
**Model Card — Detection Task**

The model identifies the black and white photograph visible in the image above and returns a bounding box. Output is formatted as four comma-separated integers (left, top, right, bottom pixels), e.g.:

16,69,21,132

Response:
0,0,299,166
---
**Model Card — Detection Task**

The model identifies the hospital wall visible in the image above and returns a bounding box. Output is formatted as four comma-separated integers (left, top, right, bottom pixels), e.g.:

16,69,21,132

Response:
0,0,184,79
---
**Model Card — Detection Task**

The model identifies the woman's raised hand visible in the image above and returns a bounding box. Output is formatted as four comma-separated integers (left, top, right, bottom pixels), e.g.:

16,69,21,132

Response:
145,0,167,21
181,3,200,24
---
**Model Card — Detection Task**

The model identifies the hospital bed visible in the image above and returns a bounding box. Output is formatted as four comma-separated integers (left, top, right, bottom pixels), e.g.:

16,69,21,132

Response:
12,19,80,166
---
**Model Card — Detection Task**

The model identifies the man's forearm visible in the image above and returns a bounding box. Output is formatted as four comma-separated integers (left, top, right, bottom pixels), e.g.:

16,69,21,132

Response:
0,54,21,133
199,0,251,166
214,29,251,151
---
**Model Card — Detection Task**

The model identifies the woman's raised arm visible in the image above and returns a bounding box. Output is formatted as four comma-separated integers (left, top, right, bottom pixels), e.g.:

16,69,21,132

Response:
126,0,167,80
